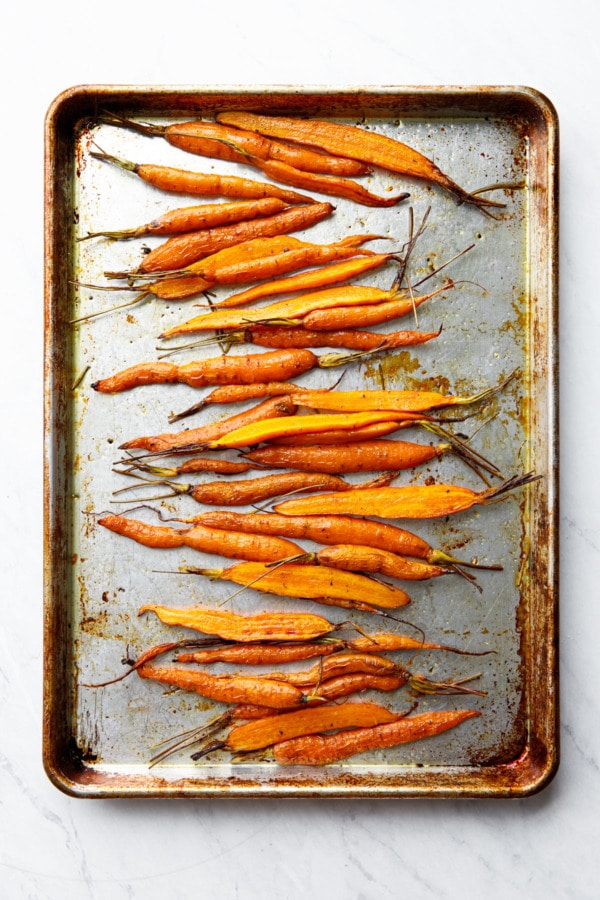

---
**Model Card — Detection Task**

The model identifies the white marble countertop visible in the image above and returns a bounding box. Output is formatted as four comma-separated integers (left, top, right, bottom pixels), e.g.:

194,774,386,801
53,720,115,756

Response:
1,1,598,897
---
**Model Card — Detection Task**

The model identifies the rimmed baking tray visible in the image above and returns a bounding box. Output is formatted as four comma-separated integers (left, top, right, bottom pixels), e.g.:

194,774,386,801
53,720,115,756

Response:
43,85,558,798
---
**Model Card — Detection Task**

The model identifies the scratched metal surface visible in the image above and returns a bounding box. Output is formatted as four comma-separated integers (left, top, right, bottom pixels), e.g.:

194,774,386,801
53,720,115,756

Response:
43,86,558,797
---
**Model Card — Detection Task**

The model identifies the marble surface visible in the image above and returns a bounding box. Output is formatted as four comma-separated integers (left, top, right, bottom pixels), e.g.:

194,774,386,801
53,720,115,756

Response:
1,1,598,897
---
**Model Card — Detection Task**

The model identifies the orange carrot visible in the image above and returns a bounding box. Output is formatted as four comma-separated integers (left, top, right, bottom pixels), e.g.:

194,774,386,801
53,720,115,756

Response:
93,348,320,393
217,111,505,212
160,275,400,335
98,514,303,562
194,561,411,611
136,662,308,709
119,395,297,453
135,201,334,273
272,709,481,764
224,703,403,752
176,641,343,666
119,457,258,478
274,472,541,519
242,438,450,474
210,324,440,353
78,197,291,241
91,148,313,204
288,382,504,414
138,603,337,642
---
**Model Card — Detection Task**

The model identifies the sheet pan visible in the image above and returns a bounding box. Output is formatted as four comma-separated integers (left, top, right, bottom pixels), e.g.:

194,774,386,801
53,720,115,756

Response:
43,85,559,797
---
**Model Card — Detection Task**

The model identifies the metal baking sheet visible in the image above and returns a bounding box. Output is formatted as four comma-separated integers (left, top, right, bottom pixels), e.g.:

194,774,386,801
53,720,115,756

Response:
43,85,558,798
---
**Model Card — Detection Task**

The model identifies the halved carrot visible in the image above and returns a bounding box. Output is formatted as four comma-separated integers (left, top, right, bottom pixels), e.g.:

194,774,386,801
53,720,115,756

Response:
138,604,336,643
225,703,403,752
272,709,481,764
195,560,411,610
287,383,502,414
274,472,541,519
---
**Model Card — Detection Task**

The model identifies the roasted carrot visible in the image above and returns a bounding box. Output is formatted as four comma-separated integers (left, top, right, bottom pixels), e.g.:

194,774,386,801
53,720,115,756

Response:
138,603,337,642
119,395,297,453
118,457,258,478
78,197,291,241
93,348,322,393
274,472,541,519
91,148,313,204
98,513,303,562
223,703,403,753
212,254,398,310
217,111,506,212
160,276,401,337
134,201,334,274
272,709,481,765
242,438,450,474
101,112,373,176
248,429,500,481
136,662,308,709
199,410,427,451
176,641,344,666
192,510,495,570
301,284,449,331
193,560,411,611
202,324,440,353
116,471,396,508
287,380,508,414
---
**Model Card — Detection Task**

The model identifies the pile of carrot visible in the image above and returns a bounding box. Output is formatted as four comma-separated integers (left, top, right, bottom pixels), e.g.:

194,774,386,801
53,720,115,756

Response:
78,107,531,768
